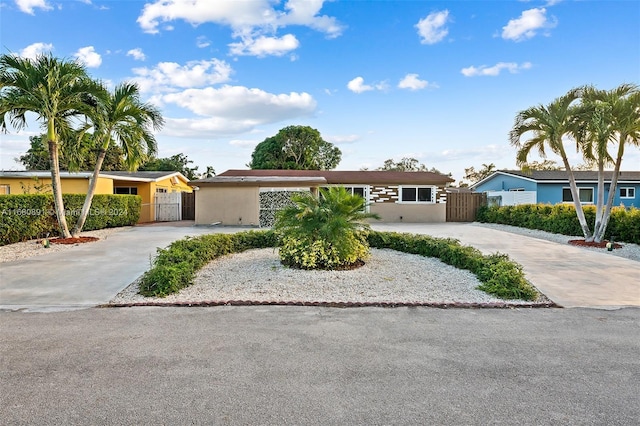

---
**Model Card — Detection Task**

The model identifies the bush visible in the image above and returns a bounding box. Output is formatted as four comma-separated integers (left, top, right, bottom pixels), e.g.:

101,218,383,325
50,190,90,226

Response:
477,203,639,244
274,187,379,270
0,193,141,246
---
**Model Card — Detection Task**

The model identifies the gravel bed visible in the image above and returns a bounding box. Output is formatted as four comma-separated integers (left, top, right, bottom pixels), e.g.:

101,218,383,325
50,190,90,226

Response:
110,248,548,306
0,227,130,263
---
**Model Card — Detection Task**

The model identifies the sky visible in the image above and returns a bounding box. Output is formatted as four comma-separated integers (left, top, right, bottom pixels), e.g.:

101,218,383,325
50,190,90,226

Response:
1,0,639,183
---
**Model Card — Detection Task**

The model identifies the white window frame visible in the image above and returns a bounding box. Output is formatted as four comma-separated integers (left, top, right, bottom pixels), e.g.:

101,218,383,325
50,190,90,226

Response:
509,188,525,192
562,187,594,204
619,187,635,199
398,185,436,204
156,187,168,193
0,184,9,195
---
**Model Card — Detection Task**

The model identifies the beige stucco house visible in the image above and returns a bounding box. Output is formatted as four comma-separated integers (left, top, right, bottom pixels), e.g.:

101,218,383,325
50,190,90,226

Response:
189,169,455,226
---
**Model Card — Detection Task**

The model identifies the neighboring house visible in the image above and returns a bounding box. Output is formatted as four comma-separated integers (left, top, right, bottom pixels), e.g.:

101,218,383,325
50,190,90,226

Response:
0,170,192,222
189,169,455,227
471,170,640,208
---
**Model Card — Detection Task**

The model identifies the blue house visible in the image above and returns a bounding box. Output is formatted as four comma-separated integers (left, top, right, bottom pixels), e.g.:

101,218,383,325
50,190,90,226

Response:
471,170,640,208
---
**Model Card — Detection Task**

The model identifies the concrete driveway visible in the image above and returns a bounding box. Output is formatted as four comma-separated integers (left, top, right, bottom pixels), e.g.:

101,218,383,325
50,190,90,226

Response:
1,222,638,310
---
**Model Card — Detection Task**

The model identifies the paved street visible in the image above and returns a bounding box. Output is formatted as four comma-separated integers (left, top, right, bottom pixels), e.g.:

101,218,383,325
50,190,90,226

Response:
1,306,638,425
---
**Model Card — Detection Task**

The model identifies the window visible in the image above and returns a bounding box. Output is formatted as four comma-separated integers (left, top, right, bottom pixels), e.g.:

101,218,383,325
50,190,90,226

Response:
114,187,138,195
156,187,167,193
343,186,367,199
509,188,525,192
399,186,435,203
0,185,9,195
562,187,594,203
620,187,635,199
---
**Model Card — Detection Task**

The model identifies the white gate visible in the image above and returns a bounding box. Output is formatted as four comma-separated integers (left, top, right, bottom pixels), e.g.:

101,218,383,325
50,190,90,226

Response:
155,192,182,221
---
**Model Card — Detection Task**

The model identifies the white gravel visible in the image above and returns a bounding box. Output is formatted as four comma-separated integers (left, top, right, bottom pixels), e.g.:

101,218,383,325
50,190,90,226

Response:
110,247,547,306
0,227,130,263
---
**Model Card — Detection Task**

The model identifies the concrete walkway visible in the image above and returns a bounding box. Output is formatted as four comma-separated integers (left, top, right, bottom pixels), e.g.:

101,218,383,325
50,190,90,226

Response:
1,222,638,310
372,223,640,309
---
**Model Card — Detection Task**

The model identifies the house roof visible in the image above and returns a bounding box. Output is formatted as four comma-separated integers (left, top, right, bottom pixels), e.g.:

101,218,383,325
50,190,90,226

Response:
471,170,640,188
0,170,189,183
190,176,327,187
218,169,455,185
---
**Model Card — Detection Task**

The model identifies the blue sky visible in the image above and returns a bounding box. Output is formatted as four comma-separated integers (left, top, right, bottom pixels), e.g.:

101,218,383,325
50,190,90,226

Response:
1,0,639,182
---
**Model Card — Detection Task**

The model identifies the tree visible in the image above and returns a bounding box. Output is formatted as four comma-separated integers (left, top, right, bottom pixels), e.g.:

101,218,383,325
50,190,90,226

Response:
0,53,103,238
201,166,216,178
572,83,639,242
509,87,593,240
520,160,562,171
248,125,341,170
17,134,126,171
72,82,163,237
462,163,497,185
140,153,202,180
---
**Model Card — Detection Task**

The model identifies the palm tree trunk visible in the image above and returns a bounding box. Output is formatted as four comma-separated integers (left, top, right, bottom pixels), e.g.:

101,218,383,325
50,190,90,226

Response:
561,155,593,240
595,136,627,242
71,147,107,238
592,158,606,242
48,139,71,239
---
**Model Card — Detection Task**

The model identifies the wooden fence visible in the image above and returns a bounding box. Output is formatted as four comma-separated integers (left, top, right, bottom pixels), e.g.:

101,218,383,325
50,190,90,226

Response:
181,192,195,220
446,192,487,222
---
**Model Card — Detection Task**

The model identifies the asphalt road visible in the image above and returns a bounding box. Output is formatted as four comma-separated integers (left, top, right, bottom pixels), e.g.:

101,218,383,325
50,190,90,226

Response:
1,306,639,425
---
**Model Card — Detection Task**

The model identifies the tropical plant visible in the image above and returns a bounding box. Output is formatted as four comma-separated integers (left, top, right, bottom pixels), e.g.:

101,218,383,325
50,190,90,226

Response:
72,82,163,237
0,53,103,238
375,157,447,174
140,153,202,180
273,187,380,270
573,84,639,242
248,125,342,170
509,87,594,240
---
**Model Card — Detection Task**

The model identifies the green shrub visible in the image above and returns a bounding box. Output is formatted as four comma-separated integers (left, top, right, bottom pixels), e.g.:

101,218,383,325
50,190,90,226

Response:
0,193,141,246
477,203,639,244
274,187,379,270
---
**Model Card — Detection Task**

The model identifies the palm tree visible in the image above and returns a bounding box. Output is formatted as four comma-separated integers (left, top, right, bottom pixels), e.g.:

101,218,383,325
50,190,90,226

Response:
71,82,164,237
578,84,639,242
509,87,593,240
0,53,102,238
274,187,380,269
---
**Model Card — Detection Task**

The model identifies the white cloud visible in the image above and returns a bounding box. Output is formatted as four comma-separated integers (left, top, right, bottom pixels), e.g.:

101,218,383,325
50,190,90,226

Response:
415,10,450,44
347,76,387,94
229,139,260,148
159,85,317,137
502,8,556,41
73,46,102,68
15,0,52,14
461,62,532,77
127,48,146,61
131,58,233,93
196,36,211,48
397,74,437,91
137,0,343,57
325,134,360,145
19,42,53,59
228,34,299,57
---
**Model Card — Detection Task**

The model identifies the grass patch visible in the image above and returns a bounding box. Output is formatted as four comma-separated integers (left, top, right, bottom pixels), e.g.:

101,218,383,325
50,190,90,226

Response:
139,230,539,301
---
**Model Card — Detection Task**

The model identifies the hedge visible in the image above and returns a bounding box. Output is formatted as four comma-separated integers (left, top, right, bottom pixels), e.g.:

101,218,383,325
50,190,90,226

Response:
476,203,640,244
139,230,538,301
0,193,141,246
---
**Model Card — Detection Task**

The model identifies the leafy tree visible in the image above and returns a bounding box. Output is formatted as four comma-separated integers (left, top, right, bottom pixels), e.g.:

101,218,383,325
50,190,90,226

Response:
140,153,201,180
274,187,379,270
520,160,561,171
201,166,216,178
0,53,103,238
462,163,497,185
248,125,341,170
17,134,126,171
72,82,163,237
372,157,446,174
